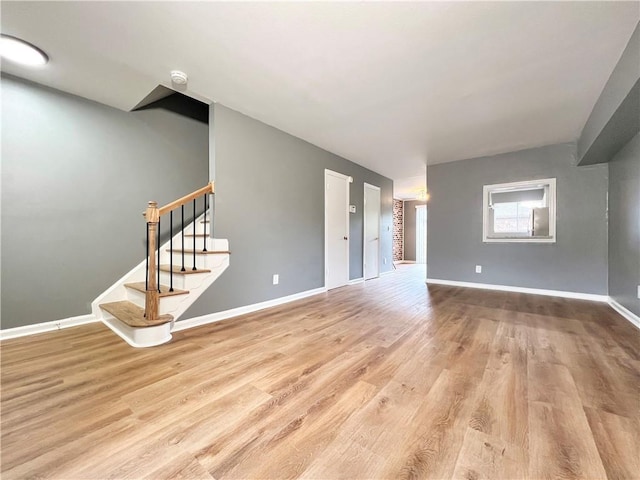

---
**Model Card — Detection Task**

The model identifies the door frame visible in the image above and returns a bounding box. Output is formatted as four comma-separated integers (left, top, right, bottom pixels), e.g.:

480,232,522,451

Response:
363,182,381,280
415,204,427,264
324,169,351,289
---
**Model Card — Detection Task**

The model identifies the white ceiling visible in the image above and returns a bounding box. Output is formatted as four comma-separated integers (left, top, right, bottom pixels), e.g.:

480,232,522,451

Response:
394,175,428,201
2,2,638,199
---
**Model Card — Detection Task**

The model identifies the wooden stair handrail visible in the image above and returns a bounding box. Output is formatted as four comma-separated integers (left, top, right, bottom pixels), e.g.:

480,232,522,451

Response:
143,181,214,324
158,181,214,216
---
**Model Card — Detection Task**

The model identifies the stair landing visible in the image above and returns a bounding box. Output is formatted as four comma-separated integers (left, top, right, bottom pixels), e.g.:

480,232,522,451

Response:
99,301,173,328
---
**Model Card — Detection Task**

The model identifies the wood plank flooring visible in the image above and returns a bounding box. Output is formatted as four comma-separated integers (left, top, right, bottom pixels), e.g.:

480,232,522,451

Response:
1,265,638,479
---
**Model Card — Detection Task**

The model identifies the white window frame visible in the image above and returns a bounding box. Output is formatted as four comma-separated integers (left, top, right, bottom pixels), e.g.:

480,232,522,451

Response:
482,178,556,243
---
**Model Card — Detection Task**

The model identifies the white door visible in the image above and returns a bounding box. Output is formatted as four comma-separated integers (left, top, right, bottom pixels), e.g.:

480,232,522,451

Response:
325,170,350,289
364,183,381,280
416,205,427,264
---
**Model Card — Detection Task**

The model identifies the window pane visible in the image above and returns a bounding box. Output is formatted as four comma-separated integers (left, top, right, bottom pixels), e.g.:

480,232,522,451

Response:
517,205,532,232
493,202,531,234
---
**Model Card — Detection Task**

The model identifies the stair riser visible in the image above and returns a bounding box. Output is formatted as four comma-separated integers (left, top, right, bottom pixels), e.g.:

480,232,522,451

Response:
167,252,228,271
200,237,227,251
174,237,210,250
160,229,213,239
158,271,213,291
158,271,188,290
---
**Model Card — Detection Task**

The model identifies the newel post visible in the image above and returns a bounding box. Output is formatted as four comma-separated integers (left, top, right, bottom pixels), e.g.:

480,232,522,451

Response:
145,201,160,321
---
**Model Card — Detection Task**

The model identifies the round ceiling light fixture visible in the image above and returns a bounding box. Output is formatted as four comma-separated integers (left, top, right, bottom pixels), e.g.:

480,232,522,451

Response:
170,70,188,85
0,34,49,67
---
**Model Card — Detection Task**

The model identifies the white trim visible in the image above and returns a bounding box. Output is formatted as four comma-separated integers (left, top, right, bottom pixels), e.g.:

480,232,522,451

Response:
415,204,427,264
425,278,609,302
396,260,416,264
0,313,97,341
425,168,428,280
483,237,556,244
325,169,350,290
483,177,556,243
6,284,636,342
608,299,640,330
324,169,351,181
172,287,327,332
363,182,381,281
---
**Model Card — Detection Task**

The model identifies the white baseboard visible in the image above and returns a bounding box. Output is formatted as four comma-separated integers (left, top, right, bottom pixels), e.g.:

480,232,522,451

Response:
395,260,416,264
425,278,609,302
7,281,635,342
0,313,97,341
172,287,328,332
608,299,640,330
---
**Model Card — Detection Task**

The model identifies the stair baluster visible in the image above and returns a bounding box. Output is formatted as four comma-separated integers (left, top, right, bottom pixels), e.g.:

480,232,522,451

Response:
192,199,197,271
203,193,208,252
181,205,186,272
169,211,174,292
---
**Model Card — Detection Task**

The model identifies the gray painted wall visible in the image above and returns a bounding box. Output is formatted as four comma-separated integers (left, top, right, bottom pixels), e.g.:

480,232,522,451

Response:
579,79,639,166
608,133,640,316
209,103,216,183
579,22,639,162
1,75,209,329
184,104,393,319
403,200,427,261
427,143,608,294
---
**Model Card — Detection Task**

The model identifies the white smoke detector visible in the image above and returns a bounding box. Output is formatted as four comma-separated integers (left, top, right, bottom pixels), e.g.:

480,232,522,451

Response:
170,70,188,85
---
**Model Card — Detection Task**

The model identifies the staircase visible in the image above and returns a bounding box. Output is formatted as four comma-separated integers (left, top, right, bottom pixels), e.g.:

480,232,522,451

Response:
91,182,230,348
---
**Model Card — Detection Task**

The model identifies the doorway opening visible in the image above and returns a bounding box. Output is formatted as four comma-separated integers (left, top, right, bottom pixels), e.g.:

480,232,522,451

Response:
364,183,381,280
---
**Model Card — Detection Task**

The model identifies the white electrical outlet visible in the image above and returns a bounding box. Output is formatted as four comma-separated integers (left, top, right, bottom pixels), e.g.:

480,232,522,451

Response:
475,265,482,274
273,274,279,285
637,285,640,299
383,258,387,264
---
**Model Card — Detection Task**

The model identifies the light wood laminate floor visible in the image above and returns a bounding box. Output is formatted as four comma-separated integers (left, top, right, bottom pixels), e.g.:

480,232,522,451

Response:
1,265,639,479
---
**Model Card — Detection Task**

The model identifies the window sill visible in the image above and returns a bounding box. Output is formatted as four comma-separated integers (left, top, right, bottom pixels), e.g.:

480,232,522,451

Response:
483,237,556,244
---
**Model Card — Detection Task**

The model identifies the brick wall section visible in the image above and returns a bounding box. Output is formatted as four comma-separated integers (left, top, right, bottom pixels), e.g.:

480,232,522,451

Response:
393,199,404,261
